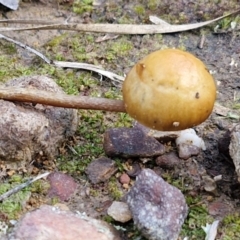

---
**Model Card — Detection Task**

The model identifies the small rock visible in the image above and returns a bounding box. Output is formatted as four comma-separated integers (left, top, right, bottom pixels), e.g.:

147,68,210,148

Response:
8,205,121,240
119,173,130,185
107,201,132,223
177,143,200,160
208,201,233,217
103,127,165,158
202,175,217,193
125,169,188,240
155,152,180,169
47,172,78,201
85,157,118,184
126,162,142,177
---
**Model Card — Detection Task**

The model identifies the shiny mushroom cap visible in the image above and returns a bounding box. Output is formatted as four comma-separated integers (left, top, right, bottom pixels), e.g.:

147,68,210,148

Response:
122,49,216,131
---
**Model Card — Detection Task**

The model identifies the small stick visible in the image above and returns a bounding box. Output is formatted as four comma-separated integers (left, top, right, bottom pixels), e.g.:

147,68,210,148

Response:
0,87,126,112
0,172,50,202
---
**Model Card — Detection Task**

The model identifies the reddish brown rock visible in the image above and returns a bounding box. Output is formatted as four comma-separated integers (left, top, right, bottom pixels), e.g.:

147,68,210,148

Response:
47,172,78,201
125,169,188,240
85,157,118,184
119,173,131,185
103,127,165,158
8,205,121,240
155,152,180,169
208,201,233,217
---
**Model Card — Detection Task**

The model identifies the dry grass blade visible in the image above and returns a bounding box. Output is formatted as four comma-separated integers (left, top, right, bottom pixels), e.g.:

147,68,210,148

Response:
54,61,124,83
0,9,239,34
0,33,51,64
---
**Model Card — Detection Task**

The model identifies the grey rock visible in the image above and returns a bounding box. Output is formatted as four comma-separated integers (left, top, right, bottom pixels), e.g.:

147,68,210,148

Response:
85,157,118,184
125,169,188,240
7,205,121,240
103,127,165,158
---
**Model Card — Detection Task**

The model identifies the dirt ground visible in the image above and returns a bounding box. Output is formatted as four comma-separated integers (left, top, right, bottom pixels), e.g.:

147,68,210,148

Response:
1,0,240,239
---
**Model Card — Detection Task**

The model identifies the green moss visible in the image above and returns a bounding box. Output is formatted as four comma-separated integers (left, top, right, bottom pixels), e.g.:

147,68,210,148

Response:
181,196,213,239
107,177,123,200
147,0,160,11
46,34,68,49
30,180,50,195
134,5,145,15
0,177,31,219
217,14,240,31
73,0,93,14
221,213,240,239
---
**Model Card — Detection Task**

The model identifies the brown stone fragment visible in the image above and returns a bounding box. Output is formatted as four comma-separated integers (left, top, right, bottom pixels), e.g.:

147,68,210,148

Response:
85,157,118,184
155,152,180,169
47,172,78,201
103,127,165,158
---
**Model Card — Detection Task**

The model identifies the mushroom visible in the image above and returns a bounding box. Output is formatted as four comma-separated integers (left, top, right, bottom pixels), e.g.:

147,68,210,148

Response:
0,49,216,131
122,49,216,131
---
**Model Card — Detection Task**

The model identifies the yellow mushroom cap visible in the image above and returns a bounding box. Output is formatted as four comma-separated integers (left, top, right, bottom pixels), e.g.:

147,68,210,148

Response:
122,49,216,131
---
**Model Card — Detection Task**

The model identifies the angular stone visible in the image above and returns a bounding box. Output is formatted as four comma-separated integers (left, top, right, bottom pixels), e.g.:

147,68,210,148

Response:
107,201,132,223
103,127,165,158
125,169,188,240
47,172,78,201
177,143,200,160
155,152,180,169
8,205,121,240
85,157,118,184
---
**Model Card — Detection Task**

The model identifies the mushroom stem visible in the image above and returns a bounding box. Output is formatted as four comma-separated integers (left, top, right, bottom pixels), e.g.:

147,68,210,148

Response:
0,87,126,112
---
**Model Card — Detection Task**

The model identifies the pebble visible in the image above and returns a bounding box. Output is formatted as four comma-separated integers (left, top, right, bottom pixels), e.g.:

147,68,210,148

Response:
119,173,130,185
155,152,180,169
177,143,200,160
85,157,118,184
107,201,132,223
